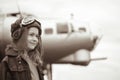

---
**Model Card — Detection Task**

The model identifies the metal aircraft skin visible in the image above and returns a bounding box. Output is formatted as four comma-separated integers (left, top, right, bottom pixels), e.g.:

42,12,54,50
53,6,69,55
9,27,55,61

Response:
0,13,99,64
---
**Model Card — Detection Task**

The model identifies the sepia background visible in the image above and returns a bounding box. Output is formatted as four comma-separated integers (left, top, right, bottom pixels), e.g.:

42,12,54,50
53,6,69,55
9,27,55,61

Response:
0,0,120,80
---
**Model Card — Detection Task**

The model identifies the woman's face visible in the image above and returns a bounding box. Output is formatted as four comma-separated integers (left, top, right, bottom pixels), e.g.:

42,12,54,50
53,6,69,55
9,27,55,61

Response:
27,27,39,50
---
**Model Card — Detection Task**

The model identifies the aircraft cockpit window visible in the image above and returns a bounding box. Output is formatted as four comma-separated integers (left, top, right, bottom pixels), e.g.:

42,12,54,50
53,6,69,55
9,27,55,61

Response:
44,28,53,34
79,27,86,33
56,23,69,34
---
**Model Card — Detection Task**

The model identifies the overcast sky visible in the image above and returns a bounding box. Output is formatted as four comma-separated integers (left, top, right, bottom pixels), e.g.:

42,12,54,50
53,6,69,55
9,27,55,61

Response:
0,0,120,80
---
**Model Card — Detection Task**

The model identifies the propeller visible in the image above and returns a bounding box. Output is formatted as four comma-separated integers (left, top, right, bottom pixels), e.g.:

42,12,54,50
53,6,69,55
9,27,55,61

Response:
16,0,23,17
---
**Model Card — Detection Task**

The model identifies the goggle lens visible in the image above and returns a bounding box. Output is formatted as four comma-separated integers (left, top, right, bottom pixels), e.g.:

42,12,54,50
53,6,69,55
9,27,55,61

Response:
21,16,37,26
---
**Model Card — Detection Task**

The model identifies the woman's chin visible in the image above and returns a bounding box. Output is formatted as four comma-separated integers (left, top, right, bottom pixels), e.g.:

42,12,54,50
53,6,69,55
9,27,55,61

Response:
28,46,36,51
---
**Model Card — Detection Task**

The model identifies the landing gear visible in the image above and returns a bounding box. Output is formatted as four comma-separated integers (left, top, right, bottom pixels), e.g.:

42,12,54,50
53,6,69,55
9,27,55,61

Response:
46,64,52,80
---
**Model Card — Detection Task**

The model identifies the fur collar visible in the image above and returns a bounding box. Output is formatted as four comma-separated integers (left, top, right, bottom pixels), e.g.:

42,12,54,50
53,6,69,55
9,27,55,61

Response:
5,44,22,57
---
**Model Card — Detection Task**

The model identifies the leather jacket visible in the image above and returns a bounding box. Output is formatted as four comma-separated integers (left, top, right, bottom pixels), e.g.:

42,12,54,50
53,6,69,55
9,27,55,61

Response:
0,51,44,80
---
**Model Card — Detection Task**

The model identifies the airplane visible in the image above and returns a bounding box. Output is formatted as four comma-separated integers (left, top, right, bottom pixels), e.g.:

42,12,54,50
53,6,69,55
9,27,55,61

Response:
0,12,106,80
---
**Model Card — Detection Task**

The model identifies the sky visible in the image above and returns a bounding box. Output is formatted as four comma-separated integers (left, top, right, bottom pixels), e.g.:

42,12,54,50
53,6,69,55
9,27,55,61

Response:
0,0,120,80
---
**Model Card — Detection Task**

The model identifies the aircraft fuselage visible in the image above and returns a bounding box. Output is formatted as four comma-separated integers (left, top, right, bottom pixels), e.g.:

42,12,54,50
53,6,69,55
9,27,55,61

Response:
0,16,96,63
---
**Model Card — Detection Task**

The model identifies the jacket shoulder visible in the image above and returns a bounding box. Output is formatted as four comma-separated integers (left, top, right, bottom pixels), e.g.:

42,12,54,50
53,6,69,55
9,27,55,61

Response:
2,55,16,63
2,56,8,63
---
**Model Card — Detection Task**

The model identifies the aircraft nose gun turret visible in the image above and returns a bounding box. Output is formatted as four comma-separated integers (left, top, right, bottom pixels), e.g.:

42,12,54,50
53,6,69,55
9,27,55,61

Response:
75,49,90,65
73,49,107,66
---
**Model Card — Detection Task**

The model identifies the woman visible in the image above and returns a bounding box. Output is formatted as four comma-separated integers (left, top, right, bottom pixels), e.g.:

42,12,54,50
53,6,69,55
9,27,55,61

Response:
0,16,44,80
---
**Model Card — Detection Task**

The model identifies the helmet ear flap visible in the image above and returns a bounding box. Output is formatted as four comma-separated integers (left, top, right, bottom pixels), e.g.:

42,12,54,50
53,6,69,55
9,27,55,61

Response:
12,28,23,40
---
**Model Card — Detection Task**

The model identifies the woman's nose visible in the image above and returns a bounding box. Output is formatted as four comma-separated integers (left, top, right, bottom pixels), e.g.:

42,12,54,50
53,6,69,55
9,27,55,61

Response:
32,36,38,42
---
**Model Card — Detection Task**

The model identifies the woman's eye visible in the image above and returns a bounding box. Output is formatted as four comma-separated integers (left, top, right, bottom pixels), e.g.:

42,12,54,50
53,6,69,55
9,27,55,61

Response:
29,33,39,38
29,33,34,36
36,35,40,38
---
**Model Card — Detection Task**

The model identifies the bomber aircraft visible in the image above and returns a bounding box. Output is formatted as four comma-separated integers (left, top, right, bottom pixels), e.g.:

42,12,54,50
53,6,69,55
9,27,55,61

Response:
0,12,106,80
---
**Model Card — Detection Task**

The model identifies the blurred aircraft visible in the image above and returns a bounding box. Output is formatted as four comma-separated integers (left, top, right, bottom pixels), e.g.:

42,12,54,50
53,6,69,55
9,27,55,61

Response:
0,12,106,80
0,2,107,79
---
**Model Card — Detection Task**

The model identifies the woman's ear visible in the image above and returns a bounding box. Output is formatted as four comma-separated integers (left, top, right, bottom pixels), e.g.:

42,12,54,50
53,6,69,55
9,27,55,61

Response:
14,28,28,50
12,28,23,40
11,17,23,40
